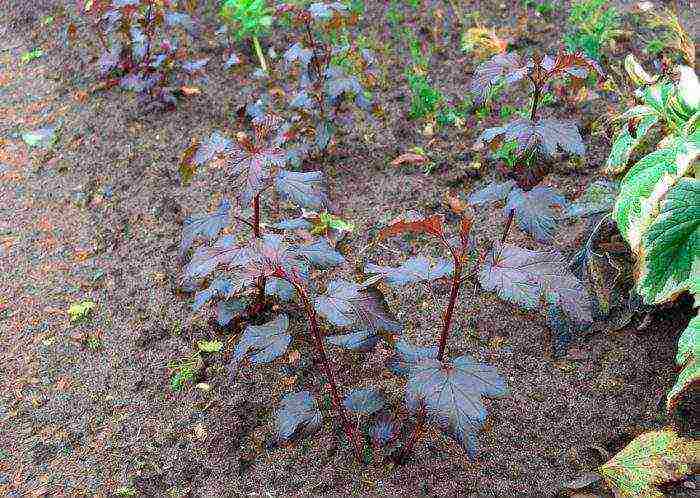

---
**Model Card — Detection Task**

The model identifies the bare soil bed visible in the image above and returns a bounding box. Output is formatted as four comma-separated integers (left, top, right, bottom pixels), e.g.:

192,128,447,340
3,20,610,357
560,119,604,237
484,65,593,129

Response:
0,1,696,496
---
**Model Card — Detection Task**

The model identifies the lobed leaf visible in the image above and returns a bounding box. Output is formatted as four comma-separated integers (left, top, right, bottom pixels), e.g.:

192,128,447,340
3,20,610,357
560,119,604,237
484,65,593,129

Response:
386,338,437,377
467,180,516,206
470,52,530,104
480,118,584,157
216,298,247,326
564,180,617,219
184,235,250,279
326,329,380,352
370,413,401,448
180,198,231,257
505,185,566,242
295,238,345,268
343,388,386,415
275,170,328,210
406,355,508,458
275,391,322,445
479,244,593,322
365,256,453,287
227,143,286,207
193,277,241,312
314,279,402,333
232,315,291,372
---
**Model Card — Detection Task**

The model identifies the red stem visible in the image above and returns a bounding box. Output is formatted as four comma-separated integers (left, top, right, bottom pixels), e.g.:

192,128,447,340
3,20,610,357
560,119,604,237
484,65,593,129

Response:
252,194,266,306
500,209,515,245
436,258,463,362
394,411,425,464
295,284,364,463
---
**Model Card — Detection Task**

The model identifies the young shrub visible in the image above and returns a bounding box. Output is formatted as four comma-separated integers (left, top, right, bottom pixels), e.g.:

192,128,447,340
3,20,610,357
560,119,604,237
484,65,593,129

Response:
220,0,274,72
365,210,509,460
75,0,206,110
275,2,376,155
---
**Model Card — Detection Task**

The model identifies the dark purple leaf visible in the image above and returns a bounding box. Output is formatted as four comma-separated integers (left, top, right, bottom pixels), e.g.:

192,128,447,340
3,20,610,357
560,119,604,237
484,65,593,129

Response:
290,91,314,110
315,119,333,151
283,42,313,67
180,198,231,257
470,52,530,104
326,329,380,352
182,58,209,74
343,388,386,415
479,243,593,322
294,239,344,268
119,72,153,92
314,279,402,333
193,277,241,311
275,391,322,445
102,9,122,33
325,74,362,99
232,314,291,371
227,143,286,207
246,234,307,282
406,354,508,458
275,170,328,210
505,185,566,242
546,302,576,356
216,298,247,326
371,413,400,448
195,131,232,167
184,235,250,279
274,217,313,231
165,11,199,36
98,43,122,75
386,338,437,377
467,180,517,206
479,118,585,157
366,256,453,287
265,277,295,302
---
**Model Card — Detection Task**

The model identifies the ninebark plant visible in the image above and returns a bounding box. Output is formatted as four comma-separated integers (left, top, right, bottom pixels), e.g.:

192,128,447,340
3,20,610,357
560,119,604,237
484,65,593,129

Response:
276,2,375,154
75,0,206,109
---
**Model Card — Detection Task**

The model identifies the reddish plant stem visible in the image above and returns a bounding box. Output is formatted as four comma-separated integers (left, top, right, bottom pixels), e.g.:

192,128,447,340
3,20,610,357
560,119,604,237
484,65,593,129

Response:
530,81,541,121
436,257,463,362
394,411,425,464
295,285,364,463
500,209,515,245
252,194,266,306
304,21,327,120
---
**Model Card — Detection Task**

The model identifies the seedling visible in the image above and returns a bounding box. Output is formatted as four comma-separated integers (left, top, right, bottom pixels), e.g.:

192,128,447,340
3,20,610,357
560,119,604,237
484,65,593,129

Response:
220,0,274,72
364,211,508,460
20,48,43,63
68,301,96,322
75,0,205,109
564,0,621,61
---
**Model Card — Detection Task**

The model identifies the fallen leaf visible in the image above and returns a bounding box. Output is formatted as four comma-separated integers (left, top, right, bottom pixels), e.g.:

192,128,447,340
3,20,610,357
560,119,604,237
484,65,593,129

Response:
390,152,428,167
179,86,201,96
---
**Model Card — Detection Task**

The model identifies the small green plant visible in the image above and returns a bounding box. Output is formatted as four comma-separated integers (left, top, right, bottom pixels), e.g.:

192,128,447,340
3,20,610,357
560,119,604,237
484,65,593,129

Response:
564,0,621,61
68,301,96,322
406,71,443,120
168,353,202,391
221,0,274,72
86,335,103,351
20,48,43,63
522,0,555,17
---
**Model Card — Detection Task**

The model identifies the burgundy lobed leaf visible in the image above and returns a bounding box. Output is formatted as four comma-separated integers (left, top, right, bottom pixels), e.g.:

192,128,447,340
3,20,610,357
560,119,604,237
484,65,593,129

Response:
98,43,122,75
406,355,508,458
184,235,251,279
294,238,345,268
275,170,328,210
479,243,593,322
275,391,322,445
182,58,209,74
343,388,386,415
226,142,286,207
386,339,438,377
467,180,517,206
370,413,401,448
231,314,292,372
470,52,530,104
314,279,402,333
180,198,231,257
365,256,453,287
216,298,247,326
479,118,585,157
325,329,380,352
194,131,232,167
193,277,242,312
283,42,313,68
164,11,199,37
505,185,566,242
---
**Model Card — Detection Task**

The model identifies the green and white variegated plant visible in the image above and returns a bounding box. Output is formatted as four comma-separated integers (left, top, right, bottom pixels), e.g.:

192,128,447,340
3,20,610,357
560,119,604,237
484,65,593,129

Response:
608,55,698,414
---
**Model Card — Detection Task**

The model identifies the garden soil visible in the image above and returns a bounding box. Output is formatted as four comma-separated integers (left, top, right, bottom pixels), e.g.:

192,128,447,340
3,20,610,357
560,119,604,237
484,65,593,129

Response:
1,1,697,496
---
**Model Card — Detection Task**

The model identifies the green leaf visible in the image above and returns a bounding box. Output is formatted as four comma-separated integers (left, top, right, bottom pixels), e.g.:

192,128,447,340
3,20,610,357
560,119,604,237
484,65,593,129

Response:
197,339,224,353
667,315,699,414
614,134,698,248
599,427,700,498
68,301,96,322
604,111,659,175
20,48,43,63
636,178,699,304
